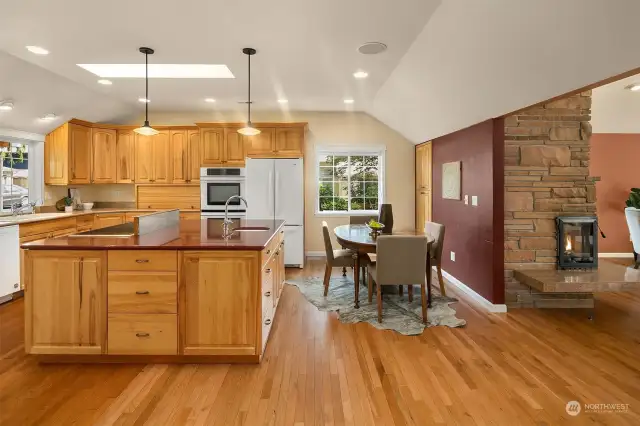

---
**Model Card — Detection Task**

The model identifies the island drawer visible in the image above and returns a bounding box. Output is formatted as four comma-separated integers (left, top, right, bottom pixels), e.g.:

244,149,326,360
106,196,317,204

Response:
108,272,177,314
108,250,177,272
107,314,177,355
261,236,279,267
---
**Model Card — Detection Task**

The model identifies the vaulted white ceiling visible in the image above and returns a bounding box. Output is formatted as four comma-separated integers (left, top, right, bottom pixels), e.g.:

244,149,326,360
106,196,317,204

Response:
2,0,640,143
0,0,439,133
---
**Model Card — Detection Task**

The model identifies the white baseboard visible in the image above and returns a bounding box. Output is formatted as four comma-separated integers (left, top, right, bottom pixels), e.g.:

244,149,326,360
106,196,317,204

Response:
306,251,326,257
441,269,508,313
599,252,635,258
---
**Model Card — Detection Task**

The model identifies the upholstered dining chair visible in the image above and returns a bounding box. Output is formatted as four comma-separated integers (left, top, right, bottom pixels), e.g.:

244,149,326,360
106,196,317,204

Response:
425,221,446,297
322,221,355,296
347,215,378,276
367,235,429,323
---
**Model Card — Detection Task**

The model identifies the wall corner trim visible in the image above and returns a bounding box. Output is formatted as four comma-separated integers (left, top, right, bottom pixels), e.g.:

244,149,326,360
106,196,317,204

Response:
598,252,635,258
441,269,507,313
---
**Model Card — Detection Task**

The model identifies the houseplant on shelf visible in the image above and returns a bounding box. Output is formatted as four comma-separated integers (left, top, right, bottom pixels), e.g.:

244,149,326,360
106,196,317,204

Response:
624,188,640,268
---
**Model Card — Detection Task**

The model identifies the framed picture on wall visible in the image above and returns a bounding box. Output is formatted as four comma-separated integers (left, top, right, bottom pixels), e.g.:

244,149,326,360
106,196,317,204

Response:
442,161,461,200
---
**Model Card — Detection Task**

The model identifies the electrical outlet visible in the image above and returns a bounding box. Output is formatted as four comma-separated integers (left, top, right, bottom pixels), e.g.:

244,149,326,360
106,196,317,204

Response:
472,195,478,206
450,251,456,262
464,195,469,205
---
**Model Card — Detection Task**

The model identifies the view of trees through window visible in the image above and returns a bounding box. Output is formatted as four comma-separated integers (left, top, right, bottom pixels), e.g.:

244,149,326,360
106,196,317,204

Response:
0,142,29,212
318,154,381,212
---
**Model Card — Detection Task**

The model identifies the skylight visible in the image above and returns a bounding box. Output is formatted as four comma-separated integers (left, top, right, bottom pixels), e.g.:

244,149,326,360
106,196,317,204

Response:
76,64,234,79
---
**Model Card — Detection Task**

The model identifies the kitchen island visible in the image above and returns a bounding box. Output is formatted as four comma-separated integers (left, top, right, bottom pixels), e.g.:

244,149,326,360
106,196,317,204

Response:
22,218,285,363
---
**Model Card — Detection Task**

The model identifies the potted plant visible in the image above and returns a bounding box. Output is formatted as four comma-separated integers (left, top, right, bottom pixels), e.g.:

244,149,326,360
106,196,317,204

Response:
625,188,640,268
63,196,74,213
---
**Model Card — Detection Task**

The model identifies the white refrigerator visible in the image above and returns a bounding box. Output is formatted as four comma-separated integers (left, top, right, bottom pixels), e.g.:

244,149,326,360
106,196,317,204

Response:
246,158,304,268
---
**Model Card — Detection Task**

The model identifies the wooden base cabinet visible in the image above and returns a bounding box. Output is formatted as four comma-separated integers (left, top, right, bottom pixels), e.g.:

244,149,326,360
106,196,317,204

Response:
24,250,106,355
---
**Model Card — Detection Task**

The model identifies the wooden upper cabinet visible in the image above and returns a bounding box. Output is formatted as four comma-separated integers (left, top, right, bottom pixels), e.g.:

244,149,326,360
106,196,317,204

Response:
187,130,200,183
200,129,224,166
224,129,245,165
44,125,68,185
170,130,188,183
116,130,135,183
416,142,432,191
153,131,171,183
25,251,106,355
181,252,258,355
69,124,92,184
91,128,117,183
134,134,154,183
243,128,275,157
274,127,304,157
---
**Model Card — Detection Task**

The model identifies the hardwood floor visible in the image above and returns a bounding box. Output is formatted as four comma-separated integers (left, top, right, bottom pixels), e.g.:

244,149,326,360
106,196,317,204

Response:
2,258,640,425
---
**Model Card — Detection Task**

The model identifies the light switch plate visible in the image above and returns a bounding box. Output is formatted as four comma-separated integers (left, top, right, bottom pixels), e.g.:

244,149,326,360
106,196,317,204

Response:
450,251,456,262
464,195,469,205
472,195,478,206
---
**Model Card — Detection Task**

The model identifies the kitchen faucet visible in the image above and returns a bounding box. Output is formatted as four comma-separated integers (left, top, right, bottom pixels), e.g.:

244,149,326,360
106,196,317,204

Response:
11,195,37,216
222,195,248,236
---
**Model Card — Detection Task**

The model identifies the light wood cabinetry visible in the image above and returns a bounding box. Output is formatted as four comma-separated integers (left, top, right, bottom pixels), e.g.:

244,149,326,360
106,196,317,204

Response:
107,314,177,355
108,272,177,314
415,142,432,229
45,122,92,185
181,251,259,355
187,130,200,183
94,213,124,230
69,124,92,184
134,134,154,183
134,131,172,183
92,128,117,183
116,130,135,183
136,185,200,210
24,250,106,354
275,127,304,157
224,129,246,165
243,128,275,157
200,129,225,166
170,130,188,184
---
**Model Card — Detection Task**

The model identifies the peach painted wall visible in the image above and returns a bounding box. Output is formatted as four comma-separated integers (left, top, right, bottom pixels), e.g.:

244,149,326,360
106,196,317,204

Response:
590,134,640,253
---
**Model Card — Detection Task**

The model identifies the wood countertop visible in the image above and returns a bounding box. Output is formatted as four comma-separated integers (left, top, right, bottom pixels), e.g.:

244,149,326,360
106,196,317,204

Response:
22,219,285,251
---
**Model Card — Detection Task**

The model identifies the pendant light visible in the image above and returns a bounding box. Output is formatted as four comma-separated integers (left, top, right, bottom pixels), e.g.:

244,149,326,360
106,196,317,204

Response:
238,48,261,136
133,47,159,136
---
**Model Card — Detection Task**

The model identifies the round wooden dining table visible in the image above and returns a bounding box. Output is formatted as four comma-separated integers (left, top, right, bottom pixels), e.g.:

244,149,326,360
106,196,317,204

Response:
334,224,434,309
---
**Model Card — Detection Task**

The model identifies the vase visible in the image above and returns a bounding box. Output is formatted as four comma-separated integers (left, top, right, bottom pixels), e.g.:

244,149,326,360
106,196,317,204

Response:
625,207,640,255
64,205,73,213
378,204,393,234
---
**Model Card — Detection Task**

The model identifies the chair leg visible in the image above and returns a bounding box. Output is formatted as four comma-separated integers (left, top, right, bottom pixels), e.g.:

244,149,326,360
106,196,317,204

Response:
408,285,413,303
368,273,373,303
342,266,347,277
323,263,332,296
377,283,383,323
420,283,428,324
398,285,404,296
437,265,446,296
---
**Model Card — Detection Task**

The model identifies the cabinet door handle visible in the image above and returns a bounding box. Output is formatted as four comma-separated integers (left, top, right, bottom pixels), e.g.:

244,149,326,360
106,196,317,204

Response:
135,259,149,263
136,332,150,338
264,319,272,325
266,268,272,273
264,291,271,297
266,249,271,254
135,290,150,295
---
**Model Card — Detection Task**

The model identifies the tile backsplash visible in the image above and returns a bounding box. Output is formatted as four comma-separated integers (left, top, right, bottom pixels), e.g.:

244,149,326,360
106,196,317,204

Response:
44,184,136,205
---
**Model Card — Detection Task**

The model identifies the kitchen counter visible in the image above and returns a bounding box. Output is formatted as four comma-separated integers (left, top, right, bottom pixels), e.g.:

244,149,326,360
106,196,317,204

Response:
22,219,285,250
0,208,170,228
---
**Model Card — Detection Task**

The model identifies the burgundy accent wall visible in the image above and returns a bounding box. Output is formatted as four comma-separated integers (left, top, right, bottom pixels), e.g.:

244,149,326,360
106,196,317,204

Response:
590,134,639,253
432,119,504,304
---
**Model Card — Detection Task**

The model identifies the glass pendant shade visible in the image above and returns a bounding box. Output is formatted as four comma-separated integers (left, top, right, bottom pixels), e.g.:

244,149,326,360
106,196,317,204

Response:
238,123,261,136
133,121,159,136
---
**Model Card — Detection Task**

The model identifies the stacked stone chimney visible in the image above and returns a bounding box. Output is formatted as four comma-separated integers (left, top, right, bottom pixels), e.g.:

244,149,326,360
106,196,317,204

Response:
503,92,597,308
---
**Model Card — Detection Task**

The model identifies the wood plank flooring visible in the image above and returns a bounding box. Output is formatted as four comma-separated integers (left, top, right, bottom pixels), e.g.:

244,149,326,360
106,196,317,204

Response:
2,259,640,425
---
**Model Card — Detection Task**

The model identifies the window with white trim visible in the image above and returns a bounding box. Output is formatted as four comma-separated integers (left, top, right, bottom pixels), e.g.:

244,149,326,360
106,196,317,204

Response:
0,142,30,212
316,148,384,215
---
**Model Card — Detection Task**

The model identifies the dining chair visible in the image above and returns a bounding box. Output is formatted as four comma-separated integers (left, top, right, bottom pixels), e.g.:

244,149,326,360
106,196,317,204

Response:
322,221,355,296
367,235,429,323
425,221,447,297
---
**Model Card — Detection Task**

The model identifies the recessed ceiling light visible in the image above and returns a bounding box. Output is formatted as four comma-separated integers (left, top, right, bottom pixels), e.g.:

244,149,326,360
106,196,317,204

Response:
98,79,112,85
40,113,57,121
26,45,49,55
353,71,369,79
626,84,640,91
0,101,14,111
138,98,150,103
357,42,387,55
77,64,235,79
204,98,216,103
277,99,288,104
344,99,355,104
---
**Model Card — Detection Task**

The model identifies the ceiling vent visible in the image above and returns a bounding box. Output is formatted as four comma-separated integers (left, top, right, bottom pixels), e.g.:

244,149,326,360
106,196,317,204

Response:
357,42,387,55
